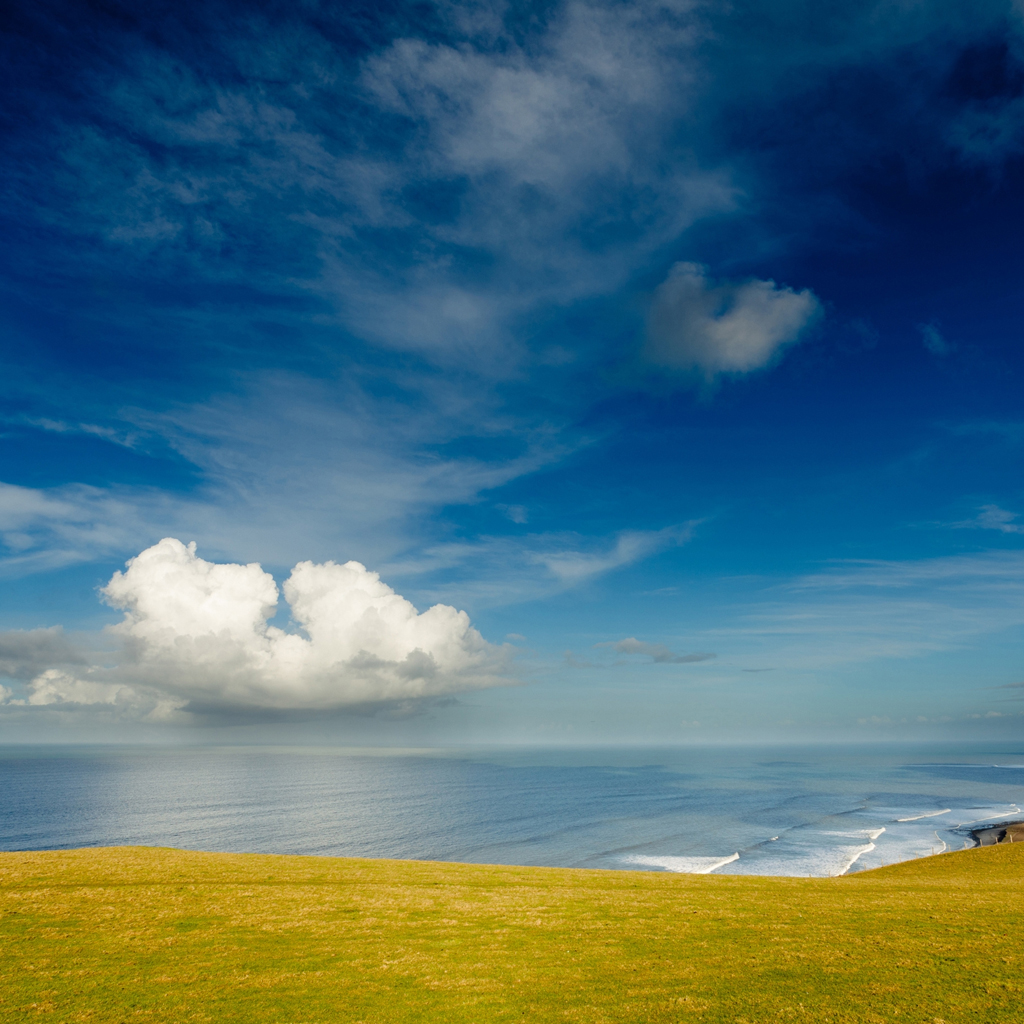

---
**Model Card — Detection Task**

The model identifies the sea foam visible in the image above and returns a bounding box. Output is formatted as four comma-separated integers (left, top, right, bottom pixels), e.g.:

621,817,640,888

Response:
896,809,951,822
623,853,739,873
722,827,886,877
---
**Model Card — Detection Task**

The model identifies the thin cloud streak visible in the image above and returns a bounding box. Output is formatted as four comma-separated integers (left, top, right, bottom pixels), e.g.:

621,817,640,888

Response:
383,522,699,608
0,372,578,574
698,551,1024,670
951,505,1024,535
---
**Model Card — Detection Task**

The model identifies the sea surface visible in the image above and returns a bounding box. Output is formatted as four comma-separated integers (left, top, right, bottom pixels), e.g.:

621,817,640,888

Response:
2,743,1023,877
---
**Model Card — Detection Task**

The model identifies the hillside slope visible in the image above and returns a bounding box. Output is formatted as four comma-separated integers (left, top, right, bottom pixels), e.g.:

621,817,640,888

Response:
2,844,1022,1022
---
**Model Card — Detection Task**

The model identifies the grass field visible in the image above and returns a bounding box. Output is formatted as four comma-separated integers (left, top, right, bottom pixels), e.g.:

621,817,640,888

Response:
2,843,1023,1023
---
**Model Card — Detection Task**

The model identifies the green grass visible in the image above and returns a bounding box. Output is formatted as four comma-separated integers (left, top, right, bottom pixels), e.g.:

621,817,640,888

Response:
1,843,1023,1022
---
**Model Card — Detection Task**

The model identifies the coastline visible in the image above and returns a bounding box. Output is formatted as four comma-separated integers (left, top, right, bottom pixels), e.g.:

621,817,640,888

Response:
969,820,1024,847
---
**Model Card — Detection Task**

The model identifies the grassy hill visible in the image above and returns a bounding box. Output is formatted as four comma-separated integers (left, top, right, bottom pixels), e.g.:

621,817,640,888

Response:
2,843,1022,1022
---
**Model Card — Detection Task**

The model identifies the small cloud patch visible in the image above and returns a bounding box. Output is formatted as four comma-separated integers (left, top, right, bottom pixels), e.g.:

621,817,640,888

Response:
598,637,716,664
954,505,1024,535
918,322,955,356
646,262,819,379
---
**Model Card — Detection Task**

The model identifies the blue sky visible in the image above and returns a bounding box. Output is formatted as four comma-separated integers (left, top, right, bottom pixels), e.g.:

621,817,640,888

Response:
1,0,1023,743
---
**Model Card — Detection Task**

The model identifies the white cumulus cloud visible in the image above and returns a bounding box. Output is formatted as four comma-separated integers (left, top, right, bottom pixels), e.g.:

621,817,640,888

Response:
646,262,820,378
100,538,510,710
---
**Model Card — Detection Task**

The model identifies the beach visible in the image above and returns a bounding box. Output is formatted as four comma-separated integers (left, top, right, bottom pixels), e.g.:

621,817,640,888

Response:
971,819,1024,846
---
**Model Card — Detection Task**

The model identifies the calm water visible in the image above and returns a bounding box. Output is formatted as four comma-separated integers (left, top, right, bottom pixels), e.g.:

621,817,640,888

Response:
2,743,1023,876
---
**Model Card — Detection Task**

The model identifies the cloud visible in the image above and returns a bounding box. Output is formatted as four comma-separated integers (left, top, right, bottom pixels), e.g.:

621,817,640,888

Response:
0,480,188,576
646,263,820,378
0,371,574,576
947,97,1024,162
320,1,734,358
0,626,163,714
32,0,733,373
530,523,695,587
26,669,133,707
918,322,955,356
497,504,529,524
0,627,86,680
0,394,675,610
4,415,140,448
790,550,1024,591
943,41,1024,164
700,550,1024,670
92,538,511,710
599,638,715,664
954,504,1024,535
384,521,699,607
17,669,186,723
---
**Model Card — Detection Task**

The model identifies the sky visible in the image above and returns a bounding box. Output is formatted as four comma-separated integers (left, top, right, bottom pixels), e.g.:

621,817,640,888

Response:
1,0,1024,745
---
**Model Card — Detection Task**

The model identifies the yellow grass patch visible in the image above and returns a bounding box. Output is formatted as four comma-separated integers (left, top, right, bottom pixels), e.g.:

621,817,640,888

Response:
1,843,1022,1022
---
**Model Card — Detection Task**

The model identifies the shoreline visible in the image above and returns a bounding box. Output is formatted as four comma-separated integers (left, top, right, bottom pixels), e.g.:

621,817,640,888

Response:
969,820,1024,847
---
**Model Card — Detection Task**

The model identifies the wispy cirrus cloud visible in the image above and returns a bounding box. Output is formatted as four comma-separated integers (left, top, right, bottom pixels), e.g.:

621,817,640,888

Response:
0,481,181,576
38,0,734,375
3,415,141,448
0,369,575,576
531,524,696,586
699,550,1024,670
383,521,699,607
918,322,955,357
790,550,1024,591
952,504,1024,535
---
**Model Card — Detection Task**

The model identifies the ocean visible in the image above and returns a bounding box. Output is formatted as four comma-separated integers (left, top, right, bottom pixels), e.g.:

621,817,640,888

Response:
2,743,1022,877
